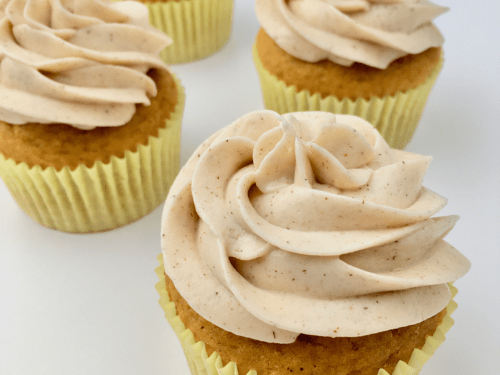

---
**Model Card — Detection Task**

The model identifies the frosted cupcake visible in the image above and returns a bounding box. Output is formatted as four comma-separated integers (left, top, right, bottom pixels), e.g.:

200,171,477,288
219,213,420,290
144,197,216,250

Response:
0,0,185,233
158,111,470,374
253,0,448,149
133,0,234,64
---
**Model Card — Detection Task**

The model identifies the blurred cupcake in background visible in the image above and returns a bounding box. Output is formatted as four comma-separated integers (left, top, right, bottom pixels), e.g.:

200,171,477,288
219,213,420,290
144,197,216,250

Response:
0,0,185,233
253,0,448,148
133,0,234,64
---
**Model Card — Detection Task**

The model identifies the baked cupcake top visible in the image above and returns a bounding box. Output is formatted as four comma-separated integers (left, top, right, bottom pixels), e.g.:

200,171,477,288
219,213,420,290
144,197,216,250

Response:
0,0,171,129
255,0,448,69
162,110,470,343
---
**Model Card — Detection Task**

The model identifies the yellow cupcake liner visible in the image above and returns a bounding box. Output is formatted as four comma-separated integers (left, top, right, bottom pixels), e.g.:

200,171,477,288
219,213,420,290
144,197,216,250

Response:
155,254,458,375
0,74,185,233
252,44,443,150
145,0,233,64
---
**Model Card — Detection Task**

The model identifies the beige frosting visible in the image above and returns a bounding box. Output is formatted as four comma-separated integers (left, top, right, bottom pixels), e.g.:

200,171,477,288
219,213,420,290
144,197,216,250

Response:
255,0,448,69
0,0,171,130
161,111,470,343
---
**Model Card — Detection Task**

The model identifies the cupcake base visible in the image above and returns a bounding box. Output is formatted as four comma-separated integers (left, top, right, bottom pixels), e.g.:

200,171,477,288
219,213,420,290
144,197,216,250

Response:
252,34,443,149
155,254,458,375
0,72,185,233
144,0,234,64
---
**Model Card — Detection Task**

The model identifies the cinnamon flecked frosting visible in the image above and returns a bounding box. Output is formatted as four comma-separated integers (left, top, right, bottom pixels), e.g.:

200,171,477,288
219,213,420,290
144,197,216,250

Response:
255,0,448,69
0,0,171,129
161,111,470,343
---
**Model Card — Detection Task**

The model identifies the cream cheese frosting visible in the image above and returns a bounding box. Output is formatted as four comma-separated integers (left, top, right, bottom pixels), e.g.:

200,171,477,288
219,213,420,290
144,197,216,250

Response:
161,110,470,343
255,0,448,69
0,0,171,130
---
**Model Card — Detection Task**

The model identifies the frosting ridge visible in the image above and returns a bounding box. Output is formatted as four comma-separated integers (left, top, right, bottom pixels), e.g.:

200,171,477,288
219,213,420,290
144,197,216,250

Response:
162,110,470,343
255,0,448,69
0,0,171,129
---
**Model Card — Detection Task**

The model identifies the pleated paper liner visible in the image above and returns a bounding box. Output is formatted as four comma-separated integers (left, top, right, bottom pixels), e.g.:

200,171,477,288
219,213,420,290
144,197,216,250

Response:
252,44,443,150
0,74,185,233
145,0,233,64
155,254,458,375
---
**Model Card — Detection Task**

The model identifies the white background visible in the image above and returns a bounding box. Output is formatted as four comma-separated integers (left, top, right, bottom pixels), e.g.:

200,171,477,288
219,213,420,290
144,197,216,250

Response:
1,1,499,374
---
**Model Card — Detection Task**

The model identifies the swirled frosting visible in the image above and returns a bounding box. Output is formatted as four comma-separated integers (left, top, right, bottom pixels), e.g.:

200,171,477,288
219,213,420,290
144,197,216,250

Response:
161,111,470,343
0,0,171,130
255,0,448,69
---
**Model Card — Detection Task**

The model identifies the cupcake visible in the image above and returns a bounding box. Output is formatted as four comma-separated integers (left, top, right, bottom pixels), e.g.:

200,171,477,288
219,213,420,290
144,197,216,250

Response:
0,0,185,233
253,0,448,149
133,0,234,64
158,110,470,375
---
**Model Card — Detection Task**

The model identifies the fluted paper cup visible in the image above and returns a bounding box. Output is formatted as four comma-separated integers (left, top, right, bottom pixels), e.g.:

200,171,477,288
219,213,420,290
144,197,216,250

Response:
146,0,233,64
156,254,458,375
0,75,185,233
252,45,443,149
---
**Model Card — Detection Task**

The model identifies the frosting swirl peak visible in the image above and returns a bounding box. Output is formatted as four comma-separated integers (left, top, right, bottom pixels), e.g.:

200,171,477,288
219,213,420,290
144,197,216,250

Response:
0,0,171,129
256,0,448,69
162,111,470,343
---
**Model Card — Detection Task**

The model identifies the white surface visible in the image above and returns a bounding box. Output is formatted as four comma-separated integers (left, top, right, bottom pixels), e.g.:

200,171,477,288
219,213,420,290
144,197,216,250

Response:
1,1,499,374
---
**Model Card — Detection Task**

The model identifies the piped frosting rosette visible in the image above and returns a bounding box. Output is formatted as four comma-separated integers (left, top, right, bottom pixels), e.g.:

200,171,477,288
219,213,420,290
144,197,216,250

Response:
255,0,448,69
0,0,171,129
162,110,470,343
